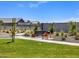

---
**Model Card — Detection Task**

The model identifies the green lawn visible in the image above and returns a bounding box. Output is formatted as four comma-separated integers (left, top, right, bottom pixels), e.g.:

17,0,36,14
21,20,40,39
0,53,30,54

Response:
0,39,79,58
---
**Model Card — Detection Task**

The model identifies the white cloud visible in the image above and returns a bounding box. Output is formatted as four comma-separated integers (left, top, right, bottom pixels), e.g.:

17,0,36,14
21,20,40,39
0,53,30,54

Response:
70,17,79,22
38,1,48,4
62,17,79,23
28,1,48,8
17,3,24,7
29,3,39,8
52,17,79,23
17,1,48,8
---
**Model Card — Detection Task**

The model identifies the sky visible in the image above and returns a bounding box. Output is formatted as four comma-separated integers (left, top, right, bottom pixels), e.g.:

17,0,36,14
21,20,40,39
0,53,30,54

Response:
0,1,79,23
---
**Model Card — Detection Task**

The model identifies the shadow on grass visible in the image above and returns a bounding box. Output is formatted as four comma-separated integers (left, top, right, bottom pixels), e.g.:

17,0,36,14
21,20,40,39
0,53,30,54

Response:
1,42,11,44
6,41,14,44
1,41,15,44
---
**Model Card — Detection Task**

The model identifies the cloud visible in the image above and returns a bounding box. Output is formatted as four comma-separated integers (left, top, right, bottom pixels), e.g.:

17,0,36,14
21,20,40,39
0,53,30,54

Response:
62,17,79,22
28,1,48,8
17,3,24,7
69,17,79,22
17,1,48,8
29,3,38,8
52,17,79,23
38,1,48,4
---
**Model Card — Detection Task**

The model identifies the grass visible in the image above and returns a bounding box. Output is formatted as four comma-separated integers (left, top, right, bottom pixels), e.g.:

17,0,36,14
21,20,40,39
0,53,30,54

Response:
0,39,79,58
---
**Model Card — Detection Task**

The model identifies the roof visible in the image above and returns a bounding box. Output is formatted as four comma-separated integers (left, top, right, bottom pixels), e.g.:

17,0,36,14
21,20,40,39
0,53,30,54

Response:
32,21,40,24
0,18,21,23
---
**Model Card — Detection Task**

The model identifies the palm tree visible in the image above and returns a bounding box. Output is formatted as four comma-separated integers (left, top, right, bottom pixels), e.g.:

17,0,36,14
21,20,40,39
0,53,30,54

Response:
69,21,77,36
12,18,16,42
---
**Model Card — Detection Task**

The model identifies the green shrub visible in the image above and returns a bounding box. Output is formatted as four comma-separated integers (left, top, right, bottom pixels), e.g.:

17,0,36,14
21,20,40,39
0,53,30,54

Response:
75,33,79,40
61,31,64,36
62,37,66,41
55,32,59,36
64,34,67,38
69,21,77,36
6,30,9,33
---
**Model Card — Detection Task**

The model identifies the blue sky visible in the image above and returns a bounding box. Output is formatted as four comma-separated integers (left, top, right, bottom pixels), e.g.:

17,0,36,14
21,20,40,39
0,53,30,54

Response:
0,1,79,23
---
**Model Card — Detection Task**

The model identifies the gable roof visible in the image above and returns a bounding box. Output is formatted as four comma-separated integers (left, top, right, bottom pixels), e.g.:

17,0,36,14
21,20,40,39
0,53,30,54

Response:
17,18,25,23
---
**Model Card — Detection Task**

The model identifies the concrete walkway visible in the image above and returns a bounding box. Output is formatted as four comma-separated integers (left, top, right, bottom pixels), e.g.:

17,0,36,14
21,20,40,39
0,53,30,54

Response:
0,33,79,46
15,36,79,46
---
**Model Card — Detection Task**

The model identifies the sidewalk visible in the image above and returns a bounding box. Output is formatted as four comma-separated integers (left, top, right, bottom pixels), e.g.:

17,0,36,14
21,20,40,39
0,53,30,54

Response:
15,36,79,46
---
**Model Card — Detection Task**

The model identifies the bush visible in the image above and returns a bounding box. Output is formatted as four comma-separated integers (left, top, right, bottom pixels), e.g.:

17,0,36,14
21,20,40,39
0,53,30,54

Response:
69,21,77,36
62,37,66,41
75,33,79,40
24,30,34,36
61,31,64,36
6,30,9,33
55,32,59,36
64,34,67,38
24,33,30,36
2,30,4,32
21,31,24,33
61,33,67,41
60,31,67,41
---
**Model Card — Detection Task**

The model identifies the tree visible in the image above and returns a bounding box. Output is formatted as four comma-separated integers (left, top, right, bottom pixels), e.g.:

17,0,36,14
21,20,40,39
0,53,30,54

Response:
12,18,16,42
49,23,54,38
33,21,40,34
34,25,38,34
0,20,3,30
69,21,77,36
41,23,43,31
37,21,40,31
49,23,54,34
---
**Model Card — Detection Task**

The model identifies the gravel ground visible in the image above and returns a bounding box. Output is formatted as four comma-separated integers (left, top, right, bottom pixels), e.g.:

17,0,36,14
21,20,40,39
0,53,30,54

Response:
51,35,79,43
0,33,79,43
0,33,12,39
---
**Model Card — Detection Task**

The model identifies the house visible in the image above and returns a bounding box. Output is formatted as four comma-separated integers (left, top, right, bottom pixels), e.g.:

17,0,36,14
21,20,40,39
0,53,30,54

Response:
41,22,79,32
0,18,79,32
0,18,41,31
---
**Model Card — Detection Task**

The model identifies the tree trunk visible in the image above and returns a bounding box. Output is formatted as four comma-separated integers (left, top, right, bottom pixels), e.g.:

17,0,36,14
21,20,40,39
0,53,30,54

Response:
12,18,16,42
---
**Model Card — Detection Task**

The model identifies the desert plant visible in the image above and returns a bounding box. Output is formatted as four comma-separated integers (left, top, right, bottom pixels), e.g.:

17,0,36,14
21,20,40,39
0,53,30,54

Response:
69,21,77,36
0,20,3,31
64,34,67,38
60,31,67,41
49,23,54,34
24,30,34,37
34,25,38,34
6,30,9,33
61,30,64,36
75,33,79,40
62,36,66,41
49,23,55,38
55,32,59,36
